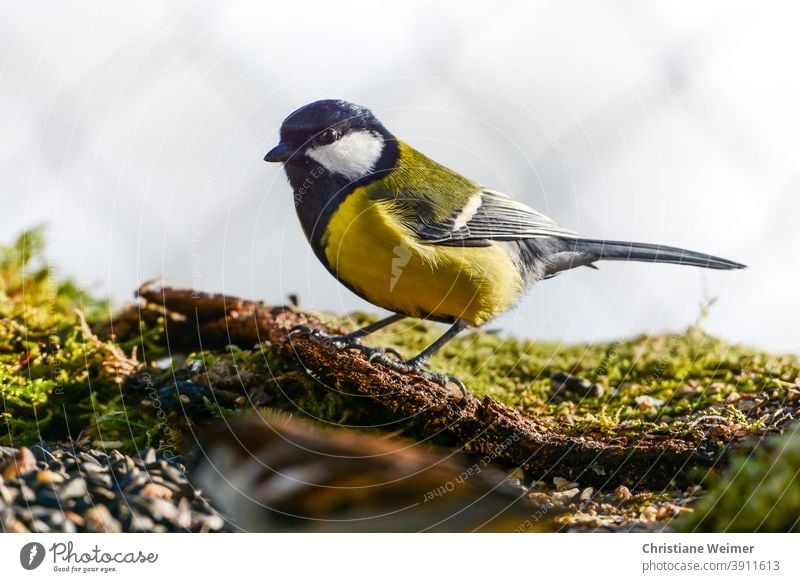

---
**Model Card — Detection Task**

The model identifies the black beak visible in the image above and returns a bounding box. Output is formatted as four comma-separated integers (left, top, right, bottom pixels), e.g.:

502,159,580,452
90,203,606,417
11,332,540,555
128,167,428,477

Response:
264,142,292,163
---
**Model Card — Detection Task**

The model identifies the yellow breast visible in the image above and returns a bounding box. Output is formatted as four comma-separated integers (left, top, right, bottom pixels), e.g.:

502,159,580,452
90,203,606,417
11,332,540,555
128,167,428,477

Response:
322,187,524,326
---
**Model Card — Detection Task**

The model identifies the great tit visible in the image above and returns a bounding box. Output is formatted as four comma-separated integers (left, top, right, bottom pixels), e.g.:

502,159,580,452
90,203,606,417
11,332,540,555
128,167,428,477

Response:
265,99,745,393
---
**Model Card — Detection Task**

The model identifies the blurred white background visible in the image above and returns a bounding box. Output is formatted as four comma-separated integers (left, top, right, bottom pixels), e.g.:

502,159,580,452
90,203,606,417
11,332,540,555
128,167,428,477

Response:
1,0,797,352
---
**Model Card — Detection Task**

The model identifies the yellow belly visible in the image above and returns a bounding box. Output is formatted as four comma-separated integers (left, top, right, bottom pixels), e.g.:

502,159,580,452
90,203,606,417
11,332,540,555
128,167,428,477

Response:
322,188,524,326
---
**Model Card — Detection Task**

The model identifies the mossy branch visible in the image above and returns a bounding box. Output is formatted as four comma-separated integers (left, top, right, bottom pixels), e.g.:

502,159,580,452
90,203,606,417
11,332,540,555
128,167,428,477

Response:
113,284,721,488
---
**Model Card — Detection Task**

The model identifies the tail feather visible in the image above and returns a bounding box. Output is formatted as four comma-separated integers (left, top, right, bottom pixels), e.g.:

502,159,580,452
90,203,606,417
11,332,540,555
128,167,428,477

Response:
566,238,746,270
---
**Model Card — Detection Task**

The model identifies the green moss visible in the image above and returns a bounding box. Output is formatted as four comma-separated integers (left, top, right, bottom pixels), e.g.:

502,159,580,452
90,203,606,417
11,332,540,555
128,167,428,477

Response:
677,422,800,532
0,228,156,448
175,341,399,429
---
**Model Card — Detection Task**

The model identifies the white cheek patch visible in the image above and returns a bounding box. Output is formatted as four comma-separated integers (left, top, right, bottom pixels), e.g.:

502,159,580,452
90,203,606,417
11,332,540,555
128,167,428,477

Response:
306,130,384,181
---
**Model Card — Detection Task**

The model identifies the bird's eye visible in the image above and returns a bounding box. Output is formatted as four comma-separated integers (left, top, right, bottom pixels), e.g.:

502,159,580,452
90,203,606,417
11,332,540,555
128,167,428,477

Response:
318,128,340,145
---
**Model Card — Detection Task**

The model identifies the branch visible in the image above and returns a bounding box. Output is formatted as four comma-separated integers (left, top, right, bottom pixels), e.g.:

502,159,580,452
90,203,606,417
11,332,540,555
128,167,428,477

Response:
112,284,719,488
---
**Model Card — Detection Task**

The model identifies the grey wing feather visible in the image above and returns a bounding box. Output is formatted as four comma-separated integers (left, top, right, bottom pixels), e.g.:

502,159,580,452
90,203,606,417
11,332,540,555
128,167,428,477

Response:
413,189,579,247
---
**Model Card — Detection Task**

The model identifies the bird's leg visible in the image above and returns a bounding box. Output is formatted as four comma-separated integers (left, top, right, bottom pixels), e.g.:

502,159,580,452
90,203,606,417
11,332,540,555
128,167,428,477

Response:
368,320,469,397
334,313,407,345
289,314,406,357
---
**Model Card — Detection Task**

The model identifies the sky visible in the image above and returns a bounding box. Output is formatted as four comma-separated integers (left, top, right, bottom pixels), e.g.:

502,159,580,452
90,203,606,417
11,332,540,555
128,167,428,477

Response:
1,0,798,353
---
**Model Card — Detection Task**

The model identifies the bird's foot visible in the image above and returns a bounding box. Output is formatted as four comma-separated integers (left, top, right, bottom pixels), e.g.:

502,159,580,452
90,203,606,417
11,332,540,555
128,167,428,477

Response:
339,342,404,360
367,353,467,399
288,324,343,345
288,325,466,398
287,325,403,357
287,324,327,340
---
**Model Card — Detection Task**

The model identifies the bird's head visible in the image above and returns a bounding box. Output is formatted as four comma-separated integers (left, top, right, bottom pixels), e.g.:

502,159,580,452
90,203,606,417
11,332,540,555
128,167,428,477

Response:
264,100,396,182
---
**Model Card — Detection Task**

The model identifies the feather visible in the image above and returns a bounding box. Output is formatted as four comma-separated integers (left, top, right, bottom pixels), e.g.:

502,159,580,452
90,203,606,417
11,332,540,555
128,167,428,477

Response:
412,189,579,247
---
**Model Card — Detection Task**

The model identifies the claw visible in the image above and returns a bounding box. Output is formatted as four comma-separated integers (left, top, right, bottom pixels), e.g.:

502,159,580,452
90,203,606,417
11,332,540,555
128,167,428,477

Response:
433,373,468,399
414,369,467,399
368,351,392,364
287,325,306,338
368,351,410,369
288,324,325,339
339,343,366,354
382,346,403,359
289,326,355,347
367,353,467,399
451,377,468,399
326,334,360,350
355,346,397,362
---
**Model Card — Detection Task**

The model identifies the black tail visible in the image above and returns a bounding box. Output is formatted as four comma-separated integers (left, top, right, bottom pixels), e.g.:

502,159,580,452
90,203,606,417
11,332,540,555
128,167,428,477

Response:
566,238,746,270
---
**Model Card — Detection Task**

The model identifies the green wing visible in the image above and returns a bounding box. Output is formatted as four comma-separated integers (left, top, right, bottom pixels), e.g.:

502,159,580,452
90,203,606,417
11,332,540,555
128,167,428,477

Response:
364,141,578,247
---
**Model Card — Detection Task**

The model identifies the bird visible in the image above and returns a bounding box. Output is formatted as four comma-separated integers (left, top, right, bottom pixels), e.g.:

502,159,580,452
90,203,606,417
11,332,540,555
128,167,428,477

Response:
189,413,553,532
264,99,745,394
